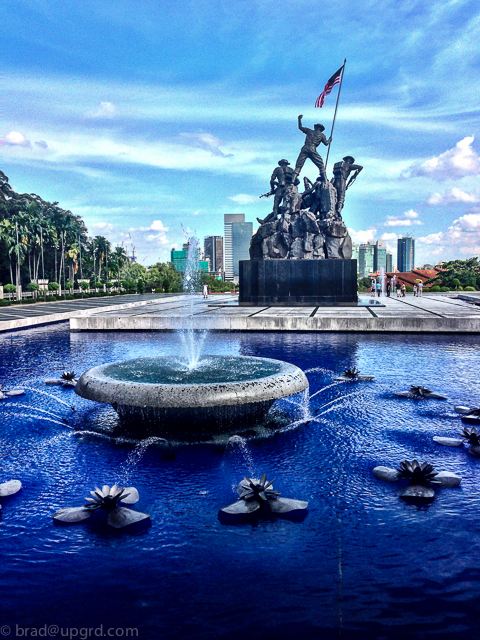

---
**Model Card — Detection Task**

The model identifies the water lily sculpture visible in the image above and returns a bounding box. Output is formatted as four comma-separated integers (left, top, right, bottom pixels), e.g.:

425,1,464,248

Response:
394,385,447,400
0,478,22,513
373,458,461,503
0,384,25,401
219,473,308,519
334,367,374,382
53,484,150,529
434,426,480,457
45,371,78,388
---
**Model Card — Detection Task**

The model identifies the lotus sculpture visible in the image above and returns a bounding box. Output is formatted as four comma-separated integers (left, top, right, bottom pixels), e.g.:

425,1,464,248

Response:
334,367,375,382
0,384,25,401
373,458,461,503
53,483,150,529
219,473,308,521
394,385,446,400
45,371,78,388
434,426,480,457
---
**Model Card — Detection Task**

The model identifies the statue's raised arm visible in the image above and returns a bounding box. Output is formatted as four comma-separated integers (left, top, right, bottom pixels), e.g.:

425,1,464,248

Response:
293,116,330,181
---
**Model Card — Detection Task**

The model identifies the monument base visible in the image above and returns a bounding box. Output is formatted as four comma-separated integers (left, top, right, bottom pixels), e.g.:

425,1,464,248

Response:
239,259,358,307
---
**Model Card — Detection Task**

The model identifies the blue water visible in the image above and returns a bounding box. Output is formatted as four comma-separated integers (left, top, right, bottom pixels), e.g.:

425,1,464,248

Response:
1,324,480,640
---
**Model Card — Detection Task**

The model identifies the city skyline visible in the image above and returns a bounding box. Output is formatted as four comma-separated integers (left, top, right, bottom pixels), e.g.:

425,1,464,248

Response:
2,1,479,267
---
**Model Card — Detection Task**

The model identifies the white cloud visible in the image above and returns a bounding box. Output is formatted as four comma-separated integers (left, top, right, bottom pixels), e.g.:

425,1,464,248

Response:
87,101,117,118
418,213,480,258
90,222,114,231
228,194,258,205
2,131,31,147
150,220,168,232
427,188,479,206
179,132,232,158
348,228,377,244
385,209,422,226
409,136,480,180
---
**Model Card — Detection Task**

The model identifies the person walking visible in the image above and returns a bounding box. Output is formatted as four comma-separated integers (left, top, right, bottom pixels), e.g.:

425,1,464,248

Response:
418,281,423,297
386,279,391,297
376,282,381,297
203,283,209,299
413,284,418,297
401,283,406,297
371,281,376,297
396,281,402,298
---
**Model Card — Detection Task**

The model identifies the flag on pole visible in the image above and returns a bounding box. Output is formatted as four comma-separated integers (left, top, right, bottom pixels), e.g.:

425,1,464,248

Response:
315,65,344,108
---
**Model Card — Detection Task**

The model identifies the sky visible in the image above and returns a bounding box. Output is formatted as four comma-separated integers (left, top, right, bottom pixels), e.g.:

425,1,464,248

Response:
2,0,480,268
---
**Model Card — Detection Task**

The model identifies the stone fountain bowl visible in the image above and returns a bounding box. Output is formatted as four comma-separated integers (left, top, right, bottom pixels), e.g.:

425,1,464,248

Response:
75,355,308,436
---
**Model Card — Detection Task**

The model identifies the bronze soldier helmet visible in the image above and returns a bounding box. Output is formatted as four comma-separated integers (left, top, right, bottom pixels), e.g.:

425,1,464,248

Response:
314,124,325,131
278,159,290,165
343,156,355,163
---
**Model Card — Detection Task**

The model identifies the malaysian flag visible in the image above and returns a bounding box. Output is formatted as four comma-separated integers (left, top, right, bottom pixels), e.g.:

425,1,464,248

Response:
315,65,344,108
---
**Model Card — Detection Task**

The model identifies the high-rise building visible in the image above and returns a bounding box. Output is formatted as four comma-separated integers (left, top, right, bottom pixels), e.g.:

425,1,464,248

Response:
224,214,252,281
170,244,209,273
358,242,375,278
373,239,387,272
397,237,415,272
351,244,359,272
386,252,393,272
204,236,223,274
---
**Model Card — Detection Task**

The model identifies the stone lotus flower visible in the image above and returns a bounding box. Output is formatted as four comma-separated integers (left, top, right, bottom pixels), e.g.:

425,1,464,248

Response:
334,367,374,382
53,484,150,529
219,473,308,518
394,385,447,400
0,384,25,401
0,478,22,513
45,371,78,388
434,426,480,457
373,459,461,503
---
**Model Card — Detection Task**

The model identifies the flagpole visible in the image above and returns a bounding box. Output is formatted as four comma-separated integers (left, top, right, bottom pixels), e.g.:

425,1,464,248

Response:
325,58,346,171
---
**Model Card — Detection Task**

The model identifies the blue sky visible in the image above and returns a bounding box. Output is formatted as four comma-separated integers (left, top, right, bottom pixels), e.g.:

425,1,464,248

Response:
2,0,480,267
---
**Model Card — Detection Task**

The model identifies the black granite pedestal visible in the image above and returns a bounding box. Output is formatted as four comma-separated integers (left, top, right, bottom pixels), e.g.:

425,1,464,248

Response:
239,259,358,306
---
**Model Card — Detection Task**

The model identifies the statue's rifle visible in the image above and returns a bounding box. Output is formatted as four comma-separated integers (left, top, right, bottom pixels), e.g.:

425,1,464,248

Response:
346,170,360,191
259,190,275,199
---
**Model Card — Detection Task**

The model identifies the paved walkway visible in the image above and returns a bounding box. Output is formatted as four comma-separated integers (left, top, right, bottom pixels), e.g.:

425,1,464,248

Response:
70,293,480,333
0,294,168,332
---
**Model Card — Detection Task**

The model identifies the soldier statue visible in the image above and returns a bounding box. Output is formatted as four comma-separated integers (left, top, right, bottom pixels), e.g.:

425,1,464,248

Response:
257,159,295,225
331,156,363,214
293,115,331,180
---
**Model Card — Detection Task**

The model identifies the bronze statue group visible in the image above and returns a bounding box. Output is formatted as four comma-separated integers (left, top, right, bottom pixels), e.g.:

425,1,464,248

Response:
251,116,362,261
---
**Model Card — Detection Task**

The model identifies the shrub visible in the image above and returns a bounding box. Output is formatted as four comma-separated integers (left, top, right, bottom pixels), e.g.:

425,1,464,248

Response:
137,279,145,293
162,277,171,293
405,285,413,292
79,282,90,290
0,299,11,306
430,286,441,292
94,282,103,288
465,286,476,291
48,282,60,291
441,286,449,292
457,285,464,291
65,282,74,290
26,282,39,292
4,284,16,293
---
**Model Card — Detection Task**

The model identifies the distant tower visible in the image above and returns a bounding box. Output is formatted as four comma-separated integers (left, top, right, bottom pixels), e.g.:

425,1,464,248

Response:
373,239,387,272
358,242,375,278
224,214,252,281
204,236,224,275
397,237,415,272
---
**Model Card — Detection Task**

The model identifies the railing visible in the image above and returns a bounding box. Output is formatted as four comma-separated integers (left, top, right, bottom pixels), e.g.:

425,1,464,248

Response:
1,288,129,301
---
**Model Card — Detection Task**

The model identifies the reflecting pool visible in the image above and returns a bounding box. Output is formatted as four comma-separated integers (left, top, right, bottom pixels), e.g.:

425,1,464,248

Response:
1,324,480,639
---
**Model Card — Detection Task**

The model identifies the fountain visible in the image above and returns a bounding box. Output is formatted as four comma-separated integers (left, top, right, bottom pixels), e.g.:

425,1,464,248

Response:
75,355,308,436
75,235,308,436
